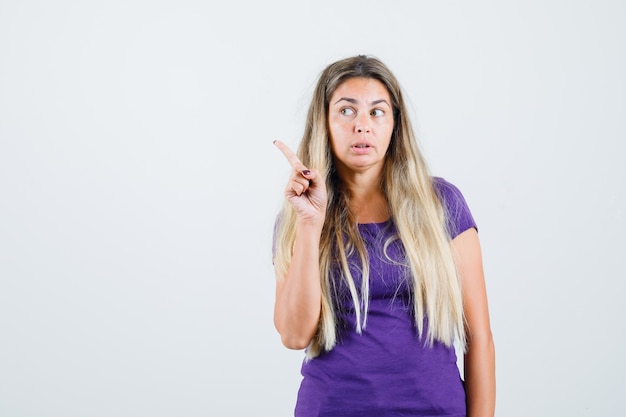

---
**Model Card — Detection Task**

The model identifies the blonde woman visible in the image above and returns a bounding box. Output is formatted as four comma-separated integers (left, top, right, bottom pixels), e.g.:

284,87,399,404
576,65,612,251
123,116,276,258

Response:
273,55,495,417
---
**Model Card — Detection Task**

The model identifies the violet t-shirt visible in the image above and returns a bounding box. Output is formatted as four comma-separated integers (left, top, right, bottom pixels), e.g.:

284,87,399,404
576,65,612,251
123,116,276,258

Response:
294,177,476,417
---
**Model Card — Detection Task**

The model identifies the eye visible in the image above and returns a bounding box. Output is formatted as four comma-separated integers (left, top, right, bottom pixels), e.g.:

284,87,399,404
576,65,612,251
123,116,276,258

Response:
340,107,355,116
371,109,385,117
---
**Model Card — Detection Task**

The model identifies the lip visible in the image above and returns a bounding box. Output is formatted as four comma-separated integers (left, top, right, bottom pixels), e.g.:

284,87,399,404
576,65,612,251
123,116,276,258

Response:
351,141,374,155
351,143,373,155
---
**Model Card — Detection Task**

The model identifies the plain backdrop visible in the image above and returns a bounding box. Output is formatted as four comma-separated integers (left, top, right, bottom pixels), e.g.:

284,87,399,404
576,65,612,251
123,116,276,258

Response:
1,1,624,416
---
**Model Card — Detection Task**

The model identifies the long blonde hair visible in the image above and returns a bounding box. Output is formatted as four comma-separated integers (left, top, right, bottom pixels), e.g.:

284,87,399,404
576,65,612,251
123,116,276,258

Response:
274,55,465,359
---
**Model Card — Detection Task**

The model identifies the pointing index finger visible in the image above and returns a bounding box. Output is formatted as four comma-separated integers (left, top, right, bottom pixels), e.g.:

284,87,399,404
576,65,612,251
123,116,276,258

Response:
274,140,306,170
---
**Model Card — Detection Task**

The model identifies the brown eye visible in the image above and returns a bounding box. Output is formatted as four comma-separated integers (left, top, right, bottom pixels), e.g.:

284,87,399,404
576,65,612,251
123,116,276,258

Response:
371,109,384,117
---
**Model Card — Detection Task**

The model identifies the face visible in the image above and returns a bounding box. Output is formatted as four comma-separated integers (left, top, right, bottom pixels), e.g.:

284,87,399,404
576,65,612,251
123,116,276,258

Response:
327,77,394,177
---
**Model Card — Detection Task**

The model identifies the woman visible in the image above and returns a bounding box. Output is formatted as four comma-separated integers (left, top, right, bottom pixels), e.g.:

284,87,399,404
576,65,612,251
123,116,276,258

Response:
273,55,495,416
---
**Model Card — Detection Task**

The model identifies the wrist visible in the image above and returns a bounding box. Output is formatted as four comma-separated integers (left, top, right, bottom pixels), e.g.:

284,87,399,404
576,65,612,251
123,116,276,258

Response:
296,217,325,233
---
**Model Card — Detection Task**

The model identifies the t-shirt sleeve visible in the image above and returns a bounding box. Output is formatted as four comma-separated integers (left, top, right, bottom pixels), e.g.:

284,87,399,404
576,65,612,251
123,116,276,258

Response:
432,177,477,240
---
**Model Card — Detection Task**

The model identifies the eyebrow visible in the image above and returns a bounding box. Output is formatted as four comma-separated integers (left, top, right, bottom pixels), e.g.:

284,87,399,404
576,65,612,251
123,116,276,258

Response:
333,97,391,107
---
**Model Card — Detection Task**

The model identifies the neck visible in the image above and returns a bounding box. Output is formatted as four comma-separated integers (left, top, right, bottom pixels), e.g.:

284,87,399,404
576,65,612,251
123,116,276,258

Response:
337,168,390,224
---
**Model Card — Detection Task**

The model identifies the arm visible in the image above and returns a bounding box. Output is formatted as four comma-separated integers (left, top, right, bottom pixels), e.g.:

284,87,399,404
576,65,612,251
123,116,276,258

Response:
452,228,496,417
274,220,323,349
272,140,327,350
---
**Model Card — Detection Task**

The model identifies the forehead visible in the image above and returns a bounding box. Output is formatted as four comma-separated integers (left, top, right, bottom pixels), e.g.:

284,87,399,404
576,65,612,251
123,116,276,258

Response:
330,77,391,103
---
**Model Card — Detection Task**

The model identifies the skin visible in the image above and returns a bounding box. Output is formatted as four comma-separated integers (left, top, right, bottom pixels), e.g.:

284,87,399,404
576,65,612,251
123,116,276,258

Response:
273,140,326,349
326,77,394,223
274,76,495,416
453,228,496,416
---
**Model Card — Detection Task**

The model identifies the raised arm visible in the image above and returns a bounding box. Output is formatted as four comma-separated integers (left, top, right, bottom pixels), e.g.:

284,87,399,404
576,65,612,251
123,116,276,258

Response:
452,228,496,417
273,140,328,349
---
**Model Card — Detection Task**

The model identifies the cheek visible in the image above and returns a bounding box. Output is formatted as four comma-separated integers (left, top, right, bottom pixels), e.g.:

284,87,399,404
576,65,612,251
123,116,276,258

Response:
328,121,347,144
327,131,340,155
382,126,394,152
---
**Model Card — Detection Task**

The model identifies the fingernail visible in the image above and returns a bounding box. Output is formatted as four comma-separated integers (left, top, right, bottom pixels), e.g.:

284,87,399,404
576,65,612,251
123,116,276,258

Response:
273,140,277,144
302,170,311,175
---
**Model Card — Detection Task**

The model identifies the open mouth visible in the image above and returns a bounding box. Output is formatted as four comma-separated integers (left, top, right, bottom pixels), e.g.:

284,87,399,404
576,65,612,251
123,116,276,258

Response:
353,144,370,148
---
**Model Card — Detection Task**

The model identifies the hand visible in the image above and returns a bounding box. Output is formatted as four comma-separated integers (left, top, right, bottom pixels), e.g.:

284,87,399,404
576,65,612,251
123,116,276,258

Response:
274,140,327,225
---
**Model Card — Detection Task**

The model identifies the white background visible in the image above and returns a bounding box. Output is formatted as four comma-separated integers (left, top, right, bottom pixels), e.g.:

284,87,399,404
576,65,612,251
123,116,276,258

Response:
1,1,624,416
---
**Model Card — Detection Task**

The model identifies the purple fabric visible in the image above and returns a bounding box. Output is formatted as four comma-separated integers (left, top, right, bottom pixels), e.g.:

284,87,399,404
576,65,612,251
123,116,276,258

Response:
433,177,477,240
291,177,476,417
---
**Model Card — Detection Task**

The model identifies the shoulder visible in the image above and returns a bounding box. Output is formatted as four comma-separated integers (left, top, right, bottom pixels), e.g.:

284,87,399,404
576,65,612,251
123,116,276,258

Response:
431,176,477,239
432,176,464,199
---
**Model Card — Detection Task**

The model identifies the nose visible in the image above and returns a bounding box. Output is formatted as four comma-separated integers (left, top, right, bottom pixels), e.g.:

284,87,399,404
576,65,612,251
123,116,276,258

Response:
354,114,371,133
